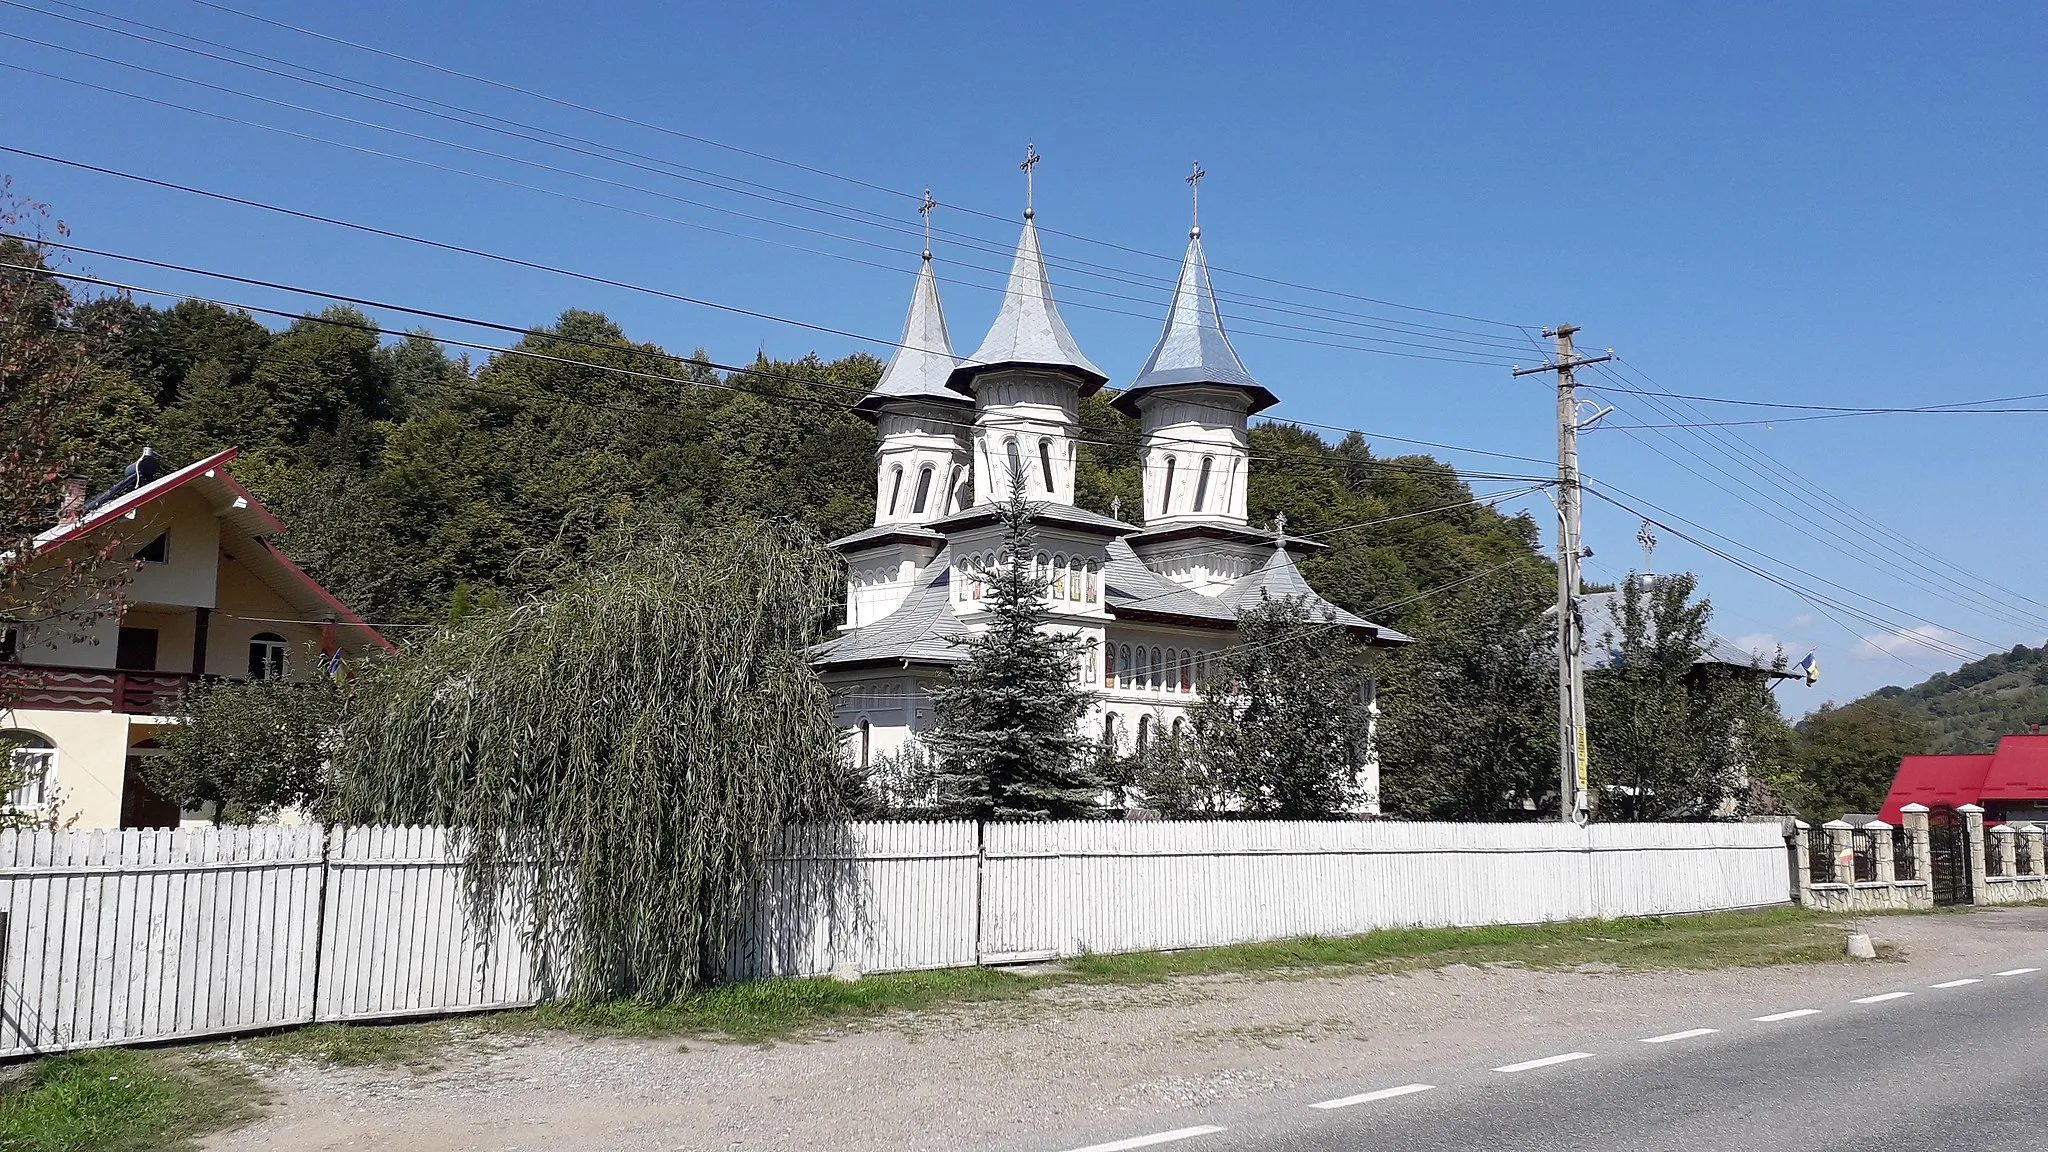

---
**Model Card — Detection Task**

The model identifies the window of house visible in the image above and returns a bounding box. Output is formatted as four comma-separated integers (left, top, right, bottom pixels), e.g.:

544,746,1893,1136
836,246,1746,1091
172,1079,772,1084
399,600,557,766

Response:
886,465,904,516
1194,457,1213,513
0,624,16,663
1038,439,1055,493
2,729,54,810
1160,457,1176,514
135,533,168,564
248,633,289,681
912,466,934,514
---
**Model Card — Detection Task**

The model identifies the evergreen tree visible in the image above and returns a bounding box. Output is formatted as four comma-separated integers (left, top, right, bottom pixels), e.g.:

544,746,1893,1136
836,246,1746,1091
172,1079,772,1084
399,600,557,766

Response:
1177,597,1378,817
923,475,1101,820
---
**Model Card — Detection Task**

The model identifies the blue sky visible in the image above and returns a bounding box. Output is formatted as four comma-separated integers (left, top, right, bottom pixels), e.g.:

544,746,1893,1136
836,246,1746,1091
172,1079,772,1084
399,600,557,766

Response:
3,0,2043,712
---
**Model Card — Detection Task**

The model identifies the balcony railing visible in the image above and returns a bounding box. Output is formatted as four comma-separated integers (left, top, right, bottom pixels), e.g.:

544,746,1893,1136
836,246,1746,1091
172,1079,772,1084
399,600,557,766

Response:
2,665,199,715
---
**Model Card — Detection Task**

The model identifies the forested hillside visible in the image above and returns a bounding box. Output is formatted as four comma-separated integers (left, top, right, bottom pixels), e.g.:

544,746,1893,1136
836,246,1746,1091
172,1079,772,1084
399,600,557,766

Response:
1871,642,2048,754
60,292,1555,640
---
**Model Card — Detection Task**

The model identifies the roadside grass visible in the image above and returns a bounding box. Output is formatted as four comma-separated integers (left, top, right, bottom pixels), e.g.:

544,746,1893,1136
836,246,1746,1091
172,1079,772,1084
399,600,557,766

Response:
243,1021,456,1069
0,1048,265,1152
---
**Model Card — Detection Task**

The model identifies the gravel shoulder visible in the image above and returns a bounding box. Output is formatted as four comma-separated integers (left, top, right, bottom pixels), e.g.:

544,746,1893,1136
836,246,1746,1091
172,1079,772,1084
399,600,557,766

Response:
204,907,2048,1152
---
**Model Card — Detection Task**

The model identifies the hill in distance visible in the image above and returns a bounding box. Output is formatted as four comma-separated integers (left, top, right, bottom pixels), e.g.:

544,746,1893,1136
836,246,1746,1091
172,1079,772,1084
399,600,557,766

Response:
1872,642,2048,754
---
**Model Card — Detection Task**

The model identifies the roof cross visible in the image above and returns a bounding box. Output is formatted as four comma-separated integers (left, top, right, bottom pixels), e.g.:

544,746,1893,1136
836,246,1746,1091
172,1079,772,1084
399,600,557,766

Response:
1273,511,1287,546
1637,518,1657,578
919,187,937,260
1186,161,1205,236
1020,141,1041,218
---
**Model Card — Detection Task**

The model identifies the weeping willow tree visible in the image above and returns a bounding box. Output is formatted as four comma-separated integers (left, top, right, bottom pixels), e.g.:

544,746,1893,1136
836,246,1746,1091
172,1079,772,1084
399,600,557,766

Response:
327,518,847,1000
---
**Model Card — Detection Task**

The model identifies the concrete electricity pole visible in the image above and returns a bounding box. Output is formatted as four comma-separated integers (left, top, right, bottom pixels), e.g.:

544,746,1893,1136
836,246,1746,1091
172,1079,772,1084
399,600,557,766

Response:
1515,326,1611,822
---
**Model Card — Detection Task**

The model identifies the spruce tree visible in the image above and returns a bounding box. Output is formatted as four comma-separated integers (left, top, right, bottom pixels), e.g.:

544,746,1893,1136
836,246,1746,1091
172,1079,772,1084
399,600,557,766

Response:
923,473,1101,820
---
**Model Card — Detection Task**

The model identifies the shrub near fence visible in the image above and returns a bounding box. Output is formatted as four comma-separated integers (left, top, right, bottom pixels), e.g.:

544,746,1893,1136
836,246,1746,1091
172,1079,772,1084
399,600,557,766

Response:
0,819,1791,1059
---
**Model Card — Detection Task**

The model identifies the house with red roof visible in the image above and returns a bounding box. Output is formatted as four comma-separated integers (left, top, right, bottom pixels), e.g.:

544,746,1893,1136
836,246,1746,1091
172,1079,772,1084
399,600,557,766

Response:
1878,735,2048,824
3,448,389,829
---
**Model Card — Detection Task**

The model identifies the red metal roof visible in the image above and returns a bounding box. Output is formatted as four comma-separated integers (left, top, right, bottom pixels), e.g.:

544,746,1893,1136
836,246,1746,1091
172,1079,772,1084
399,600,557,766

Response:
1877,755,1993,823
1980,734,2048,800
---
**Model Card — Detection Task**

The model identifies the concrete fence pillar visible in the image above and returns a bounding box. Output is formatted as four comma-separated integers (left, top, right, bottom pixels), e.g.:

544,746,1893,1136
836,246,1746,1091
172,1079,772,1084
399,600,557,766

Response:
1991,823,2018,878
1864,820,1895,884
2022,824,2048,878
1900,803,1932,883
1959,804,1988,902
1823,819,1856,885
1791,820,1813,903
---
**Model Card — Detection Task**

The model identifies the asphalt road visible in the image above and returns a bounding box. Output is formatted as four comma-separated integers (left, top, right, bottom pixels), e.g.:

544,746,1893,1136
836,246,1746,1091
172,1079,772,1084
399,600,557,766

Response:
1043,951,2048,1152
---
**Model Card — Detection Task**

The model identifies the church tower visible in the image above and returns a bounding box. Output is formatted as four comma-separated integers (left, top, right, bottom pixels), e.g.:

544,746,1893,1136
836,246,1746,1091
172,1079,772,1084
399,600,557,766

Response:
946,146,1106,507
1116,183,1293,595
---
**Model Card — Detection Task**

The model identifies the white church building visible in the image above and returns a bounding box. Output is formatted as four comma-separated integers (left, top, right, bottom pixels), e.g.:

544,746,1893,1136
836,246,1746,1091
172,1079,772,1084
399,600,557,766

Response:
813,189,1411,811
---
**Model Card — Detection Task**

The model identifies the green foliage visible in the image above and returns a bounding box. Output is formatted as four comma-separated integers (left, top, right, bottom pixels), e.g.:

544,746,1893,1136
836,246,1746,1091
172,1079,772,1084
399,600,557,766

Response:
1853,641,2048,755
922,480,1102,819
0,1048,264,1152
1772,697,1930,820
1585,574,1792,820
1379,568,1557,818
147,676,338,823
326,517,846,1000
1175,597,1378,817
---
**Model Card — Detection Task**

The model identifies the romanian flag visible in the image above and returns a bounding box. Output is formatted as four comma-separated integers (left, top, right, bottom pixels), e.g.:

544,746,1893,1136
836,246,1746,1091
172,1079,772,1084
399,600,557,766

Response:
1796,652,1819,686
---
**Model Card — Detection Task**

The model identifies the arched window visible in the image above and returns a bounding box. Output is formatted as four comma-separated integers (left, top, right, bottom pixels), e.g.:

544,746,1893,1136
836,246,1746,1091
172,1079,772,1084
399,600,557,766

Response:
943,463,964,513
859,719,872,771
1194,456,1213,512
1166,648,1179,693
1160,456,1177,514
1102,712,1119,753
1151,647,1163,690
1038,439,1056,493
1085,561,1099,604
886,464,904,516
1004,438,1023,493
1050,553,1067,600
248,633,288,681
912,465,935,514
1035,552,1049,591
1118,644,1133,686
1170,717,1185,744
2,729,54,810
1068,556,1082,602
1085,638,1099,683
1180,651,1193,692
1137,715,1152,758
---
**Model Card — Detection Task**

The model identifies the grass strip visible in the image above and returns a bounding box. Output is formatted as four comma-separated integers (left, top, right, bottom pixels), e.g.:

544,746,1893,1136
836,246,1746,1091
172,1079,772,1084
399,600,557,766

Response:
0,1048,263,1152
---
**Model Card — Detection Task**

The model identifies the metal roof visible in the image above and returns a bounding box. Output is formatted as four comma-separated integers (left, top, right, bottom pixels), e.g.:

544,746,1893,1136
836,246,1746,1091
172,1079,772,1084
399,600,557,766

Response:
828,523,946,552
1221,545,1413,645
854,255,966,418
1575,582,1794,676
1112,231,1277,417
946,216,1106,395
811,548,969,668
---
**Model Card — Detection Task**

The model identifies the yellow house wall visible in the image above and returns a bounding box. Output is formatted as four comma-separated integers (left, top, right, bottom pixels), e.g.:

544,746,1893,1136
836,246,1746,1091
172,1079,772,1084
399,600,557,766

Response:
0,707,135,830
210,553,327,681
124,488,220,610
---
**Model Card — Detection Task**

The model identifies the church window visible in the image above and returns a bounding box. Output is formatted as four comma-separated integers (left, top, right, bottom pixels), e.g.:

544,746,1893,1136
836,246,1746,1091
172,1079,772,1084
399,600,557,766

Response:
1160,456,1176,514
1166,648,1178,692
1103,712,1119,752
1180,651,1193,692
1004,438,1023,494
1085,561,1099,603
944,464,964,513
1137,715,1152,758
886,465,904,516
858,719,872,771
1086,638,1100,683
1038,439,1055,493
1050,553,1066,600
912,465,934,514
1170,717,1185,744
1118,644,1132,686
1194,457,1213,512
1068,557,1082,601
1035,552,1049,592
1151,647,1163,690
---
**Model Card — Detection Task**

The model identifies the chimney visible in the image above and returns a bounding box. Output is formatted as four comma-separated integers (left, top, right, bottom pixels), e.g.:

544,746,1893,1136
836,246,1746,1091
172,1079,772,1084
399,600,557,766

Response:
58,474,89,525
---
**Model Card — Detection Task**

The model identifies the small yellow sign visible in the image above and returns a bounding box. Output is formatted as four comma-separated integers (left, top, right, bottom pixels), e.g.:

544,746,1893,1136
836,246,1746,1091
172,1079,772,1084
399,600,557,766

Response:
1574,726,1589,790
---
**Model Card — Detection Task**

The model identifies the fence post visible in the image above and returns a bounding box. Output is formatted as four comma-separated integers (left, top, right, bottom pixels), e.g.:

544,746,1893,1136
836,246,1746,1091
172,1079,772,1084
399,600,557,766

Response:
1958,804,1988,903
1864,820,1894,884
2022,823,2048,878
1990,823,2017,879
1900,804,1932,884
1791,820,1813,904
1822,819,1855,885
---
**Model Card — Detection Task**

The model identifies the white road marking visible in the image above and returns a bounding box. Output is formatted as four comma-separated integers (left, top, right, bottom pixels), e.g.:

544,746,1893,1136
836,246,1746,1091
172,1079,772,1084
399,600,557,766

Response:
1310,1084,1436,1110
1494,1052,1597,1073
1754,1009,1823,1022
1852,991,1914,1004
1993,967,2040,977
1640,1027,1719,1044
1058,1126,1226,1152
1930,978,1982,988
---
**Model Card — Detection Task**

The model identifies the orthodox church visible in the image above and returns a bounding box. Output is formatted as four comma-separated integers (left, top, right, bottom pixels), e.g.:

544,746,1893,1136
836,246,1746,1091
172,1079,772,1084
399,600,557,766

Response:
812,180,1411,812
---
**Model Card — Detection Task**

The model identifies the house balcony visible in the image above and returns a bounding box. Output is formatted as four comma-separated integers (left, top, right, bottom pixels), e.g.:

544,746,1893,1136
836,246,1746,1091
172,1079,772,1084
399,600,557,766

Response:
2,665,200,716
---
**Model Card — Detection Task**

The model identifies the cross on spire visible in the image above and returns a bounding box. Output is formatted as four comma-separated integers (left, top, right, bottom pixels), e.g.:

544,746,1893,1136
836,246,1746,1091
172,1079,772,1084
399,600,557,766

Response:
1186,161,1205,236
919,187,937,260
1020,141,1041,218
1637,518,1657,577
1273,511,1287,545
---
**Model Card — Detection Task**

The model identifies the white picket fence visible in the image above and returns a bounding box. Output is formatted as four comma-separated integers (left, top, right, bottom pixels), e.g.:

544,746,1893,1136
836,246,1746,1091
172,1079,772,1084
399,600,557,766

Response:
0,819,1790,1058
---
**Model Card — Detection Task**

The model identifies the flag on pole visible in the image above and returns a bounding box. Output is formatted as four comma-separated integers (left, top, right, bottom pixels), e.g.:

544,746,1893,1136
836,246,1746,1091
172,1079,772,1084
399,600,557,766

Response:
1796,651,1819,686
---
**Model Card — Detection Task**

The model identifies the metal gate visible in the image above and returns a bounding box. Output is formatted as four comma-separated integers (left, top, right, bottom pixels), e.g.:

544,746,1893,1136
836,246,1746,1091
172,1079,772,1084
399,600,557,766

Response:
1928,805,1974,906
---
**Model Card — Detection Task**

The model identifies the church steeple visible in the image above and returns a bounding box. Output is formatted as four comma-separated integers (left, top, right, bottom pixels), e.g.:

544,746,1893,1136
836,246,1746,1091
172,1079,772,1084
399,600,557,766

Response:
856,193,965,418
860,194,974,528
1111,224,1276,417
950,147,1102,507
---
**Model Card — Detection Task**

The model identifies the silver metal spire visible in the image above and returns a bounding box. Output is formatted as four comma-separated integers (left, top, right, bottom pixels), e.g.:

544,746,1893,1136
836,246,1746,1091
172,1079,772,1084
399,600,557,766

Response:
1113,213,1277,416
946,153,1107,394
855,200,964,418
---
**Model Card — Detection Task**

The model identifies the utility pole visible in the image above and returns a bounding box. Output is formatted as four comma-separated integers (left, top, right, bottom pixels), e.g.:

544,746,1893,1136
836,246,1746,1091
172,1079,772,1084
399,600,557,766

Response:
1515,326,1611,822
